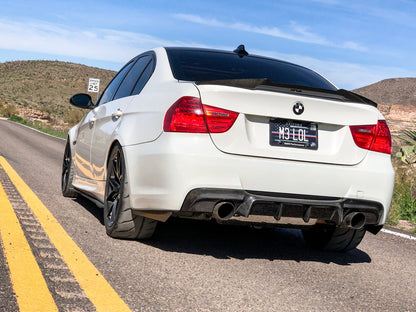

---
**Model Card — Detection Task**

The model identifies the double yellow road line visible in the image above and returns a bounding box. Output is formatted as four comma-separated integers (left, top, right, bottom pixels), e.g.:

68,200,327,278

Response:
0,156,131,312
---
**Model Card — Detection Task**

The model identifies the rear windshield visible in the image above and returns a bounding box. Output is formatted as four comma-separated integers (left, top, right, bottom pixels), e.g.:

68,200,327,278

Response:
166,48,337,91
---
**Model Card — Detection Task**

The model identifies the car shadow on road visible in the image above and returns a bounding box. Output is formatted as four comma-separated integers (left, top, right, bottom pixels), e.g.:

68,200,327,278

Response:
74,196,104,225
145,218,372,266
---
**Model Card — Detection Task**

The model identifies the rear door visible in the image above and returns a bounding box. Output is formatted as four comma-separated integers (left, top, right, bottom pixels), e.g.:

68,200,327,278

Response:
90,54,154,181
73,110,95,180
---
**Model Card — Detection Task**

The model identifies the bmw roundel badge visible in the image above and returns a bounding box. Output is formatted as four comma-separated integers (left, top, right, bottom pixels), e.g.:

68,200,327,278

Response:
293,102,304,115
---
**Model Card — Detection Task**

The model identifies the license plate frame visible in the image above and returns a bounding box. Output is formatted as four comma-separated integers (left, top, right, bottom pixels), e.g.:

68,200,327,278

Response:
269,118,318,150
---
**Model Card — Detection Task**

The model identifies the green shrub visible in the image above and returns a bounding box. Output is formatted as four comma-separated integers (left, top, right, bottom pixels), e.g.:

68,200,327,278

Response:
391,182,416,223
9,115,25,123
396,130,416,164
389,165,416,224
8,115,67,139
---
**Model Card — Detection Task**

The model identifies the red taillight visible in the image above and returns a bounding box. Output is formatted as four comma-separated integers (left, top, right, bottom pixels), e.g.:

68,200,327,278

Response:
350,124,375,150
163,97,238,133
350,120,391,154
370,120,391,154
203,105,239,133
163,97,206,133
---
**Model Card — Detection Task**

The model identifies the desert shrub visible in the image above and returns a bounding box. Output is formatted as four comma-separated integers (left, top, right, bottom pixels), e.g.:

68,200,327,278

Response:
391,183,416,223
63,108,84,125
39,103,53,119
0,102,18,117
390,166,416,224
396,130,416,164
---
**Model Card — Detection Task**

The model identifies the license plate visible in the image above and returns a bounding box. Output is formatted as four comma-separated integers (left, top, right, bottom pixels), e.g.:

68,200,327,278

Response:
270,119,318,150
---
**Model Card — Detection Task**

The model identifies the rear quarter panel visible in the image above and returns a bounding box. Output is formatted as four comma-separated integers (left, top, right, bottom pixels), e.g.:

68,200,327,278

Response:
117,48,201,147
117,81,200,146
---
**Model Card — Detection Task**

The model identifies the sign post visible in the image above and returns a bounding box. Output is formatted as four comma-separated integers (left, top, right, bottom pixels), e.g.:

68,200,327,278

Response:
87,78,100,102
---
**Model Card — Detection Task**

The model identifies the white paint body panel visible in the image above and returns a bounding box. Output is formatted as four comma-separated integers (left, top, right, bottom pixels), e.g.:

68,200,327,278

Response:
198,85,382,165
122,133,394,224
69,47,395,226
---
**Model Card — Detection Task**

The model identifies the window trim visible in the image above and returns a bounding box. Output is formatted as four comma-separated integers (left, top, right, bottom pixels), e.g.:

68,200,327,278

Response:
130,56,155,96
96,51,156,106
96,59,135,106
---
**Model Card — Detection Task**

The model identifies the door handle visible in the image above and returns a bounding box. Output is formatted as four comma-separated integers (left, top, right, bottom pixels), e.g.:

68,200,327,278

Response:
112,109,123,119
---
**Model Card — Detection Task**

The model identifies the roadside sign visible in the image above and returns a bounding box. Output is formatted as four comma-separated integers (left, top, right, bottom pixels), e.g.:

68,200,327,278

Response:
88,78,100,93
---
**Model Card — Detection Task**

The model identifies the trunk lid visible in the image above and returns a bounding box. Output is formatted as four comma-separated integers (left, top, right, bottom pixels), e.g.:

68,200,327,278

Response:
196,83,382,166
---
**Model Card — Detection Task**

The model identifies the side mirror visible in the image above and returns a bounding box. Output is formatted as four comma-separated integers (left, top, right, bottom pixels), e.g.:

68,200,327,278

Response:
69,93,94,109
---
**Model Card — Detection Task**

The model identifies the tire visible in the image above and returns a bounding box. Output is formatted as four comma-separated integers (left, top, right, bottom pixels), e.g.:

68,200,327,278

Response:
62,140,78,198
104,143,157,239
302,226,366,252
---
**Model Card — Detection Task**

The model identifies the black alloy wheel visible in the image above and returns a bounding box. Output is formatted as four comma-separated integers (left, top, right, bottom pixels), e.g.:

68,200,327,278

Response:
105,145,125,229
104,143,158,239
61,141,77,197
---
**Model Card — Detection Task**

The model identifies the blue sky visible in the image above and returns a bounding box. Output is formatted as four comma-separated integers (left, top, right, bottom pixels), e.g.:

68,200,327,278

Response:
0,0,415,89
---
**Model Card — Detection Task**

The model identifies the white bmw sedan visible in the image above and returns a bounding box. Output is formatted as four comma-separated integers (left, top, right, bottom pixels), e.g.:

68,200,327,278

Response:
62,46,395,251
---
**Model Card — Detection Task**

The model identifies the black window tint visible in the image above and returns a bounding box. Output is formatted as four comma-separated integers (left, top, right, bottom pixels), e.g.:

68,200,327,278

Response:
113,55,151,101
132,59,154,95
166,49,336,90
99,61,135,105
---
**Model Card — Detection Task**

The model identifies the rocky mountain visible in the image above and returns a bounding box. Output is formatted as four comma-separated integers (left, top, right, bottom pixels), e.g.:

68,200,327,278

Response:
354,78,416,136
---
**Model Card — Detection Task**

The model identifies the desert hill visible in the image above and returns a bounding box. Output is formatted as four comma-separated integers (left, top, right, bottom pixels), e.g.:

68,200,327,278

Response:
0,60,116,130
0,60,415,136
354,78,416,136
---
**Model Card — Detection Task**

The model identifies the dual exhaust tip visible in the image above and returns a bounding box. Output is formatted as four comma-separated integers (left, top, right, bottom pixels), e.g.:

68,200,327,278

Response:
213,201,367,230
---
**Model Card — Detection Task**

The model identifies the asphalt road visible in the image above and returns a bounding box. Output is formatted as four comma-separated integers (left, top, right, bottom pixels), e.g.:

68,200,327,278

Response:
1,118,416,312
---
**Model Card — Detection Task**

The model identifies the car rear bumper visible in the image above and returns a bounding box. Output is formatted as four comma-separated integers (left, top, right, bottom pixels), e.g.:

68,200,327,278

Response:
176,188,383,231
122,133,395,226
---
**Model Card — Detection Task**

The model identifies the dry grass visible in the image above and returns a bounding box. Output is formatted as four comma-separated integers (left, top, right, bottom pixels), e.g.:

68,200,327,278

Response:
0,60,115,131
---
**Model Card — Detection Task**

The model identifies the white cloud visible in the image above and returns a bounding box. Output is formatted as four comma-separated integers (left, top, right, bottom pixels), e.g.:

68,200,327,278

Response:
0,18,181,64
174,13,367,51
341,41,367,52
0,18,411,90
250,49,415,89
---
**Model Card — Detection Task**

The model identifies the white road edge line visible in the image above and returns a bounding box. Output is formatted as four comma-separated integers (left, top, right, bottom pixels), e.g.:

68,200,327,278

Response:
381,228,416,241
3,119,66,141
